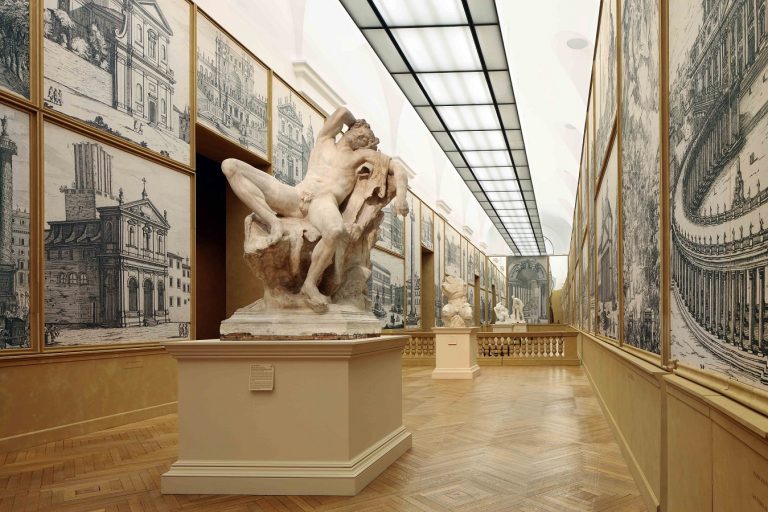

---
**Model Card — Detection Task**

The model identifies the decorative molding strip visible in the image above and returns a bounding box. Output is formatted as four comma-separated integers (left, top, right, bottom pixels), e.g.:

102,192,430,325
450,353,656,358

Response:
462,225,474,237
392,157,416,180
0,401,177,453
435,200,452,216
162,336,408,359
292,61,346,113
479,242,488,251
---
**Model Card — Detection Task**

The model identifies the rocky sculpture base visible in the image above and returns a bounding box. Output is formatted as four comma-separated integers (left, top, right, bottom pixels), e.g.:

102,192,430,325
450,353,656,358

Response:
221,300,382,340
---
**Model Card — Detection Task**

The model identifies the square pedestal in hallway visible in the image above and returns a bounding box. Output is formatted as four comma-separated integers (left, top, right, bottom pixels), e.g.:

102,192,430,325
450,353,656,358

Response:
161,336,412,495
432,327,481,379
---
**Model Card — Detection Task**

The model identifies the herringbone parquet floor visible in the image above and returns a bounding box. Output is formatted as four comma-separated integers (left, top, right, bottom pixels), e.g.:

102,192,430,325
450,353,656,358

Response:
0,366,646,512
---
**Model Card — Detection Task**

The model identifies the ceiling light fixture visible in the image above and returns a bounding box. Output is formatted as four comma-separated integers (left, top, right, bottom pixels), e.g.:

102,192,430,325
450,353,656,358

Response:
566,37,589,50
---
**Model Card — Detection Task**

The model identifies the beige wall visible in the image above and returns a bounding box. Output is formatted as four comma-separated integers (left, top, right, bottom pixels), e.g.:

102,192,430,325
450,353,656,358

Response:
581,333,768,512
0,350,177,452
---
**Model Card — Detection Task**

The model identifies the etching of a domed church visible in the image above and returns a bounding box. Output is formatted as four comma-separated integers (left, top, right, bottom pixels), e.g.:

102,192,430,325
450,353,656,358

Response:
196,13,268,159
43,0,191,164
43,123,191,346
271,77,324,186
669,0,768,389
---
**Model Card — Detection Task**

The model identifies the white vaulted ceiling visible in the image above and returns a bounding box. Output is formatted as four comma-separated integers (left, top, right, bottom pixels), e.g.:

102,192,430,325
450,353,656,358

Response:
340,0,598,256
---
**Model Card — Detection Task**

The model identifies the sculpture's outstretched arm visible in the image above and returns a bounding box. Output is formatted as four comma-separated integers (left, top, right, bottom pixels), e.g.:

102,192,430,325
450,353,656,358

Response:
317,107,356,141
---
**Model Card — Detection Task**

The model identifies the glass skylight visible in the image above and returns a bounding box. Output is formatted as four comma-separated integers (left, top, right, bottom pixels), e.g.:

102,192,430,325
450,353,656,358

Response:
392,27,480,72
437,105,499,131
464,150,511,167
418,72,492,105
373,0,466,26
451,130,506,151
340,0,546,255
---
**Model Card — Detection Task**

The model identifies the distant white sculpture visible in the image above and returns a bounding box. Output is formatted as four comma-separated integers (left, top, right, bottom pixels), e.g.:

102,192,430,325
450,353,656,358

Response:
493,302,512,324
219,107,409,339
510,297,525,323
441,276,473,328
493,298,525,325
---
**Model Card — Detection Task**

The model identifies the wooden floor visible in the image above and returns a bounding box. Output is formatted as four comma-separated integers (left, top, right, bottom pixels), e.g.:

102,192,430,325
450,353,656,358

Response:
0,366,646,512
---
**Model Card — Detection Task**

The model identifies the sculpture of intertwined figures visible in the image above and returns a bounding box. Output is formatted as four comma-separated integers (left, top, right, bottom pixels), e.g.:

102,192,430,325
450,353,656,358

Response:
493,298,525,324
440,276,473,328
222,107,409,314
493,302,511,324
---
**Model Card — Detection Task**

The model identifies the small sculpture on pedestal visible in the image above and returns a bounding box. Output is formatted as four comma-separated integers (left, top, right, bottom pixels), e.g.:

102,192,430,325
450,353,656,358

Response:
510,297,525,323
440,276,473,327
220,107,409,339
493,297,525,325
493,302,512,324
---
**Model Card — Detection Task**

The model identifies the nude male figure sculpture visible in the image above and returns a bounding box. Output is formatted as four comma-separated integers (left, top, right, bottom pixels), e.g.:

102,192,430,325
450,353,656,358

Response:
222,107,409,312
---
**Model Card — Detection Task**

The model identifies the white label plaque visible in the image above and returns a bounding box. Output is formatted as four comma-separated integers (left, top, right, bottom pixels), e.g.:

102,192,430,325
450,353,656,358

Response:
249,364,274,391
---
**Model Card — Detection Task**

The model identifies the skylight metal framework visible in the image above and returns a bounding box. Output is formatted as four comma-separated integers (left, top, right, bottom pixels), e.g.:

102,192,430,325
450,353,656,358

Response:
339,0,545,255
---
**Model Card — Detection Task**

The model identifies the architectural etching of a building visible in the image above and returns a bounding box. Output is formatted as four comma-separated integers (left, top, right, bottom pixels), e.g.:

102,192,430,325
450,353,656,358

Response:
421,207,433,250
621,0,661,354
597,145,619,338
44,124,190,345
0,107,30,349
670,0,768,388
506,256,551,324
196,14,267,158
595,0,617,174
445,227,461,278
377,203,404,255
0,0,30,98
43,0,191,163
582,243,589,329
434,222,444,327
272,81,323,186
405,194,420,328
369,249,404,329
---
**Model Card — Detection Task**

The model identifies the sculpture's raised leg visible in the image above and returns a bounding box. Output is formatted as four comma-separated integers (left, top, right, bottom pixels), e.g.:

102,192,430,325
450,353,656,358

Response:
222,158,303,246
302,194,348,312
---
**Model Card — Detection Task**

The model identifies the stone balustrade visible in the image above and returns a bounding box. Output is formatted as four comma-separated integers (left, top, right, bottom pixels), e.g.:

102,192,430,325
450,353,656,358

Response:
400,328,579,366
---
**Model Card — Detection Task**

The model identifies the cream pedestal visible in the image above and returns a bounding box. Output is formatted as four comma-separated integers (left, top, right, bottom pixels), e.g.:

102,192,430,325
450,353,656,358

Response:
431,327,481,379
491,323,527,333
161,336,411,496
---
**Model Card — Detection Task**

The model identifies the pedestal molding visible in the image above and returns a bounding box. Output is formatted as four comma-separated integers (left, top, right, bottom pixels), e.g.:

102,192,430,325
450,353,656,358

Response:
432,365,481,380
162,427,412,495
163,336,407,359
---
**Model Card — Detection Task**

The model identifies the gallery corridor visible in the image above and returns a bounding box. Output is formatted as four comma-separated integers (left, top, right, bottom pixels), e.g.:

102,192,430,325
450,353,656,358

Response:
0,367,644,512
